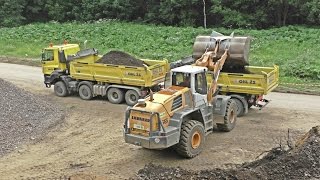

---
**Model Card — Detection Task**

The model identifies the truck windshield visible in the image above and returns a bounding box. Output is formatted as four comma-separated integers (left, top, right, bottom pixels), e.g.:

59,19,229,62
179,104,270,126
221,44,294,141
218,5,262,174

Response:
42,50,54,61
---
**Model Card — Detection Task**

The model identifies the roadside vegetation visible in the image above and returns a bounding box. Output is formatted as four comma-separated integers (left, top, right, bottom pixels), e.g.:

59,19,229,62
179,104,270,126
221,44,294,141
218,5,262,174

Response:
0,21,319,91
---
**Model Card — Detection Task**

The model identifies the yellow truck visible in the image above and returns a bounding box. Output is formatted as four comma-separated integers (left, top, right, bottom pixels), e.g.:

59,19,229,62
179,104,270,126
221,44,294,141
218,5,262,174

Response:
41,43,169,106
214,65,279,116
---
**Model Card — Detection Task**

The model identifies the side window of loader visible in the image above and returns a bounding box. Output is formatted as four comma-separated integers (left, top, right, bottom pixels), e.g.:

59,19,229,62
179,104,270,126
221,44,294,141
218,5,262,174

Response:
43,50,54,61
195,73,207,95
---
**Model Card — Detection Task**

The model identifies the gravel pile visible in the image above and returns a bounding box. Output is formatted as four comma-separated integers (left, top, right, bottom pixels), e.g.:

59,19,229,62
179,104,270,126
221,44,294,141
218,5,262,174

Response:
0,79,64,156
97,51,144,67
134,126,320,180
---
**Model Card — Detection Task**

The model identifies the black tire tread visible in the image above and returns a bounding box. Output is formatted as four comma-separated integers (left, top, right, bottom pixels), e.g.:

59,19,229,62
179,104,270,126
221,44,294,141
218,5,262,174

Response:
175,120,204,158
217,99,237,132
54,81,68,97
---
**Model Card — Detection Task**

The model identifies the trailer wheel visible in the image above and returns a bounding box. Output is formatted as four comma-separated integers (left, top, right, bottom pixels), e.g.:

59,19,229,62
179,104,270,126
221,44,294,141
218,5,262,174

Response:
54,81,68,97
107,88,124,104
217,99,237,132
232,98,246,117
79,85,93,100
175,120,205,158
125,90,139,106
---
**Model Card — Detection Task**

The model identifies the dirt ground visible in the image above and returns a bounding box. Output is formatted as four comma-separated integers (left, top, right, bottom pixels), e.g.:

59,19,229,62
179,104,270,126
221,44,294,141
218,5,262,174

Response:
0,62,319,179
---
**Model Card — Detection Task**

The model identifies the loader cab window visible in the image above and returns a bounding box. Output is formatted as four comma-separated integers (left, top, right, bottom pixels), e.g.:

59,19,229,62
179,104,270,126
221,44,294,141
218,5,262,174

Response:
195,72,207,95
172,72,191,88
42,50,54,61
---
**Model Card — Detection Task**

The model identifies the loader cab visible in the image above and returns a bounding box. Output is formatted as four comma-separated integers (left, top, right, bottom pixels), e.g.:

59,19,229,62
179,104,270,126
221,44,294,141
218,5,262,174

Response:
41,44,80,75
170,65,208,107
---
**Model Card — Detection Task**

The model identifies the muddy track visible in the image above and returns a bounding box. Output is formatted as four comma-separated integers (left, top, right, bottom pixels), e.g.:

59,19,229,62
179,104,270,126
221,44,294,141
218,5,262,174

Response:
0,62,319,179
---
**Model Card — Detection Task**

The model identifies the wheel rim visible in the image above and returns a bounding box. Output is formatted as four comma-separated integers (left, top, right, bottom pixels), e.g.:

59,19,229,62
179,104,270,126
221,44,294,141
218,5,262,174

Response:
191,131,201,149
230,110,236,124
56,86,63,94
82,88,88,97
112,92,119,99
130,94,137,102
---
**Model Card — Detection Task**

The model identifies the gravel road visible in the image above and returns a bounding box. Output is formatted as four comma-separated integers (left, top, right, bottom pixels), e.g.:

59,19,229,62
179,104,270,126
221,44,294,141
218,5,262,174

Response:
0,79,64,156
0,62,319,179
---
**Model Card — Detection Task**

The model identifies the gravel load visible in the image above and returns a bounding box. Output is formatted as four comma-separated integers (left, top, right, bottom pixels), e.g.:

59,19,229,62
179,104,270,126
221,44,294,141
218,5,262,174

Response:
0,79,64,156
134,126,320,180
97,51,144,67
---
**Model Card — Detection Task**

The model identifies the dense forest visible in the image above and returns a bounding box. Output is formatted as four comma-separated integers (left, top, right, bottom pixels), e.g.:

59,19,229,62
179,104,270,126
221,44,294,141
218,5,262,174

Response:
0,0,319,28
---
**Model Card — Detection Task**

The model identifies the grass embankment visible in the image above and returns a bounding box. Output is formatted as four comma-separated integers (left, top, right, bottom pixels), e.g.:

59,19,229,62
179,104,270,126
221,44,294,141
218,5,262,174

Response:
0,21,319,93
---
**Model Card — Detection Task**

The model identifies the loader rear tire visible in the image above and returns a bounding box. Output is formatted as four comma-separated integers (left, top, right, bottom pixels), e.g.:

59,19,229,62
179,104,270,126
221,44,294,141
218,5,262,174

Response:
217,99,237,132
107,88,124,104
54,81,68,97
125,90,139,106
175,120,205,158
79,85,93,100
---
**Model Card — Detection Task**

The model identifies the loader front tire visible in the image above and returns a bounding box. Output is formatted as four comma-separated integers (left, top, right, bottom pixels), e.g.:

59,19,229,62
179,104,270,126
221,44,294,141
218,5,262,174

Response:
54,81,68,97
175,120,205,158
79,85,93,100
107,88,124,104
217,99,237,132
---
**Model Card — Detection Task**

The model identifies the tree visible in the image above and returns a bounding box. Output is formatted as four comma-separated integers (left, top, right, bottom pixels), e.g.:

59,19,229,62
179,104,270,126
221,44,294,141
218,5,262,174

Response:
0,0,26,27
23,0,49,23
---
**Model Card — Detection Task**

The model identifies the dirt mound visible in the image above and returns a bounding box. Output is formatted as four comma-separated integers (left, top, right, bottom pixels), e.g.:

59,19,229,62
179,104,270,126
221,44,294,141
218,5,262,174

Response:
97,51,144,67
0,79,64,156
134,126,320,180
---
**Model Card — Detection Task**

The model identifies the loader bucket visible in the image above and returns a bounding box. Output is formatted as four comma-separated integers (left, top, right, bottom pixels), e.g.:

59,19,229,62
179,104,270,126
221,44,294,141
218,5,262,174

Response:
192,35,251,67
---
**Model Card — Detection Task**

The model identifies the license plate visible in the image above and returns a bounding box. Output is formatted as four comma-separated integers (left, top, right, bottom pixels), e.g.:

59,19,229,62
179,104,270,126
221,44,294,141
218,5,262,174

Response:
134,124,145,130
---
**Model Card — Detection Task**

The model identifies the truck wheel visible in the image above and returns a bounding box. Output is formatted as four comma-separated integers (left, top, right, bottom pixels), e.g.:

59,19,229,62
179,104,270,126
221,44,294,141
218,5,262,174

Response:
54,81,68,97
217,99,237,132
175,120,205,158
125,90,139,106
232,98,246,117
107,88,124,104
79,85,93,100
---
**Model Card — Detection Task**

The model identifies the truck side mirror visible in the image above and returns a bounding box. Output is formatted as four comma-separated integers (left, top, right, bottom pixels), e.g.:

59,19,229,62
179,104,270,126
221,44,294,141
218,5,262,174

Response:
41,53,45,61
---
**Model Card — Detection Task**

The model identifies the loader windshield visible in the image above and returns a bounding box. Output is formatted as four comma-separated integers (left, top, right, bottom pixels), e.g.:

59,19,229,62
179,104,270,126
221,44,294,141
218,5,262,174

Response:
172,72,191,88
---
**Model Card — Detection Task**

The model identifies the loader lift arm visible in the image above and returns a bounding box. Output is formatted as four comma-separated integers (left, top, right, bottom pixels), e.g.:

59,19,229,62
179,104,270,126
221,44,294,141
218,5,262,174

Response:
194,40,229,104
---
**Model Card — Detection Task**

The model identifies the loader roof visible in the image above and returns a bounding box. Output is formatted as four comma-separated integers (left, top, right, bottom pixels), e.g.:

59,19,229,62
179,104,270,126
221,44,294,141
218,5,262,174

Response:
171,65,207,74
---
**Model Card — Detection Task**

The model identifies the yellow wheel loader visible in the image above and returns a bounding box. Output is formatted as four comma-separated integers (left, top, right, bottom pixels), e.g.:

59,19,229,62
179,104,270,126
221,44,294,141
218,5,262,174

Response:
124,34,241,158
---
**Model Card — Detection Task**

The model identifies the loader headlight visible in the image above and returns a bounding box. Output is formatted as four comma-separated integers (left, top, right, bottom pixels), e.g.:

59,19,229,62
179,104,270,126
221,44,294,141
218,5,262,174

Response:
154,138,160,144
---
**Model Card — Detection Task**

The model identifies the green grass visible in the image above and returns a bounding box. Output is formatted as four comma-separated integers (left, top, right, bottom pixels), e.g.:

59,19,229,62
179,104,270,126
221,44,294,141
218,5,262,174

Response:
0,21,320,84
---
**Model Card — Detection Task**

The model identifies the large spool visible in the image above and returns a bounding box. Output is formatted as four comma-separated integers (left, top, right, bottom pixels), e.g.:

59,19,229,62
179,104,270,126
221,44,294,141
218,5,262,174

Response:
192,35,251,67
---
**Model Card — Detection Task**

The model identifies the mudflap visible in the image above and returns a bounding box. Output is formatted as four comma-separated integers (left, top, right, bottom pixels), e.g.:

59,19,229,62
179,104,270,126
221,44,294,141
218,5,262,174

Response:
211,95,231,124
256,98,270,110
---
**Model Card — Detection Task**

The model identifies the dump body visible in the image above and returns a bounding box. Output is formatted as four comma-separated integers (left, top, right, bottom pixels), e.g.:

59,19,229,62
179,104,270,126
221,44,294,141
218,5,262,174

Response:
211,65,279,95
69,58,169,87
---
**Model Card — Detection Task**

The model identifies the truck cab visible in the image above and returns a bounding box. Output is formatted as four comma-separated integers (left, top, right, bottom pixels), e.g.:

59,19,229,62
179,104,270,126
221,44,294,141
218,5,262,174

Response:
41,44,80,76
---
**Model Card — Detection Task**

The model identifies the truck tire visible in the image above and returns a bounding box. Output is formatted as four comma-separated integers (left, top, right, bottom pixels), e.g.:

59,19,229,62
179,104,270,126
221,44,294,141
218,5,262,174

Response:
232,98,246,117
107,88,124,104
125,90,139,106
175,120,205,158
217,99,237,132
54,81,68,97
79,85,93,100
